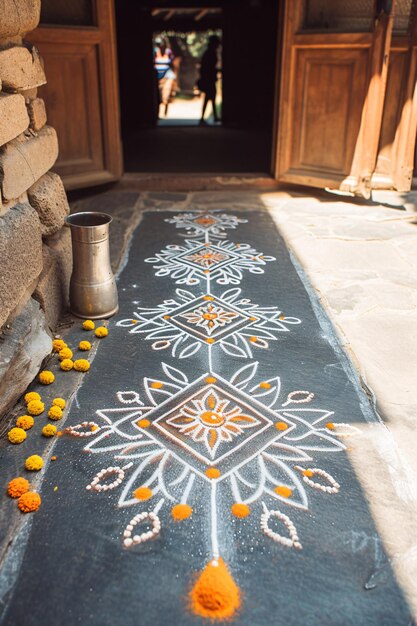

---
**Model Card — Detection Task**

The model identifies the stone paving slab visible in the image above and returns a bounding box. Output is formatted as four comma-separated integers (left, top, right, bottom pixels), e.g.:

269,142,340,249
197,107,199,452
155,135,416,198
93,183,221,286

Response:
0,206,412,625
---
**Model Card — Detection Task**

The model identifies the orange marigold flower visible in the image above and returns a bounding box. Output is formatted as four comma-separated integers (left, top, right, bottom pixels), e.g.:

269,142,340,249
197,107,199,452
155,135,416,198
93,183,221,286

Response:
95,326,108,338
42,424,57,437
8,427,27,444
231,503,250,518
24,391,41,404
48,406,63,421
27,400,45,416
18,492,41,513
60,358,74,371
16,415,34,430
52,339,66,352
79,340,91,351
52,397,66,409
25,455,43,471
39,370,55,385
133,487,153,501
171,504,193,521
82,320,95,331
73,359,90,372
7,477,30,498
58,347,73,361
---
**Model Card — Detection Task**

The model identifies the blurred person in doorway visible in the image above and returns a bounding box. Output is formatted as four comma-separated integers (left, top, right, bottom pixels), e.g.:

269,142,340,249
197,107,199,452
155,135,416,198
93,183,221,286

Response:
154,36,176,117
198,35,221,125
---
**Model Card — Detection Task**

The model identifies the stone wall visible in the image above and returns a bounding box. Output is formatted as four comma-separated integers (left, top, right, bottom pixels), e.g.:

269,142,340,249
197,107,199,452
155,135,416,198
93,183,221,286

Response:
0,0,72,417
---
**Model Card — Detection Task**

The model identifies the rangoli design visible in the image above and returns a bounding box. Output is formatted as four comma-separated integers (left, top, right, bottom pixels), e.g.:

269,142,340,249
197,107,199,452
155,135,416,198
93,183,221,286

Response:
68,212,360,620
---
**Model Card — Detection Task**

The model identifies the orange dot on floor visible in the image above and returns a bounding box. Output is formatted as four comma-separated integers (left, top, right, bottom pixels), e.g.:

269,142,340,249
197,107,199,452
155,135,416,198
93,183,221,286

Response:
205,376,217,384
131,320,138,324
274,485,292,498
163,315,170,320
259,382,271,389
91,425,98,432
275,422,288,431
279,315,285,320
231,503,250,518
206,338,215,344
171,503,193,521
151,381,164,389
137,419,150,428
249,316,257,321
203,295,214,301
204,242,211,247
303,469,314,478
205,468,221,479
326,422,335,430
204,270,210,274
57,431,63,437
51,456,57,461
133,487,153,501
249,336,258,343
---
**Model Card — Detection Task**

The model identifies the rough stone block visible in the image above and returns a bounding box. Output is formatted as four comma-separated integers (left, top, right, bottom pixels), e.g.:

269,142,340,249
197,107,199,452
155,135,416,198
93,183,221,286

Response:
0,126,58,200
0,44,46,91
0,202,42,327
0,297,51,418
0,1,41,39
0,92,29,146
33,244,65,329
44,226,72,309
28,172,69,236
26,96,46,131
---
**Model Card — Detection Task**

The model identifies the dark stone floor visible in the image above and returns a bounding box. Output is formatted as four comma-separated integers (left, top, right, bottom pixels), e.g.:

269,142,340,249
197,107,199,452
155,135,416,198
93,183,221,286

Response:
0,206,412,625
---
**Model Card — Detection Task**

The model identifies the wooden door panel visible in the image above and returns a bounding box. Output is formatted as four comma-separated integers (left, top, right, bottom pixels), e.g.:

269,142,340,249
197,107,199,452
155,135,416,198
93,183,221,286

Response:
27,0,122,190
292,49,367,176
37,42,104,176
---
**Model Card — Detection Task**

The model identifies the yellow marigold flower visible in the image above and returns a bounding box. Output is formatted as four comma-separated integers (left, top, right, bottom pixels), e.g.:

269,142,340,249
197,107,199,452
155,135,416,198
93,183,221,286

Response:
52,339,66,352
24,391,41,404
27,400,45,416
82,320,95,331
42,424,57,437
8,427,27,444
58,347,73,361
78,340,91,351
48,405,63,421
60,358,74,371
95,326,108,338
39,370,55,385
16,415,34,430
18,492,41,512
25,455,43,471
73,359,90,372
7,477,30,498
52,397,66,409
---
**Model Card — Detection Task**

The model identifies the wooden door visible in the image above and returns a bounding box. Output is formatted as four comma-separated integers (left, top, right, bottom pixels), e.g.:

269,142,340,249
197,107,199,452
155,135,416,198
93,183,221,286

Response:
27,0,122,190
372,0,417,191
275,0,399,195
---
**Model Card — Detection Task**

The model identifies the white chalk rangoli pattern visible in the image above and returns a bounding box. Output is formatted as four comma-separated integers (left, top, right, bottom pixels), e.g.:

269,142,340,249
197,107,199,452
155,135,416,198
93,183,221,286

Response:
69,212,361,614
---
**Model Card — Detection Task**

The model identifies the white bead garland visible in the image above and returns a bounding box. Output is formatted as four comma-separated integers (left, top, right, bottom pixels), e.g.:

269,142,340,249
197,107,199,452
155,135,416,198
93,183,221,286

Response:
65,421,101,438
295,466,340,494
123,511,161,548
86,463,133,493
282,390,314,407
260,508,302,550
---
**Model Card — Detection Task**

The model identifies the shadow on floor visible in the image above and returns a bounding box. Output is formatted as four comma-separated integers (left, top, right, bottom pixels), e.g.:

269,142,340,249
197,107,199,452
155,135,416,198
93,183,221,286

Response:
123,126,271,173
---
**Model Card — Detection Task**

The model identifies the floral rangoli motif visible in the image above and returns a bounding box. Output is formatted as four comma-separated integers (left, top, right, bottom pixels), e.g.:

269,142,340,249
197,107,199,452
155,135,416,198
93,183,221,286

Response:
69,211,361,620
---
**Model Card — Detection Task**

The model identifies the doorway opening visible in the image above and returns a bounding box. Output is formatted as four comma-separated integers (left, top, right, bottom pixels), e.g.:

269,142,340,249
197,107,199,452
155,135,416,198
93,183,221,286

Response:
116,0,280,174
153,28,222,126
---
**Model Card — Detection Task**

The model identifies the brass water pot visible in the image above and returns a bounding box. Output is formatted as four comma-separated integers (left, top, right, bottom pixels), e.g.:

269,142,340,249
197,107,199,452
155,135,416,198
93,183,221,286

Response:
65,212,118,319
